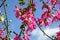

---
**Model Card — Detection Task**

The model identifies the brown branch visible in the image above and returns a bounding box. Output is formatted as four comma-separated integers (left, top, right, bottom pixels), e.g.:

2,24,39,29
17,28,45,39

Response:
2,0,9,39
38,26,53,40
36,20,53,40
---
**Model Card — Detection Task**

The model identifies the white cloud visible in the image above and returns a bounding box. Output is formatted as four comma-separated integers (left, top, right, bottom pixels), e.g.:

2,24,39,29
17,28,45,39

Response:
32,27,60,40
44,28,60,36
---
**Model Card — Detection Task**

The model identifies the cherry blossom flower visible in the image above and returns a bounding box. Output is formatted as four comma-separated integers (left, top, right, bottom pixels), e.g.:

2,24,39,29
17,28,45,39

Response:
42,3,53,10
44,19,50,26
56,31,60,40
15,6,36,32
0,28,4,38
37,18,43,26
52,10,60,22
37,18,50,26
14,35,22,40
23,33,31,40
49,0,58,4
20,10,36,31
37,10,52,26
27,14,36,31
41,10,52,19
14,6,22,18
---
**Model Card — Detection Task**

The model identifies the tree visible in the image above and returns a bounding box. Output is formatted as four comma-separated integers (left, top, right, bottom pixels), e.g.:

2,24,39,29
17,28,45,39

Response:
0,0,60,40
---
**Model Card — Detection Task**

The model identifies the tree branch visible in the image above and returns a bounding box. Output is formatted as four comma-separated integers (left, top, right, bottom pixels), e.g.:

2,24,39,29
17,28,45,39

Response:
38,26,53,40
2,0,9,39
0,0,6,7
36,20,53,40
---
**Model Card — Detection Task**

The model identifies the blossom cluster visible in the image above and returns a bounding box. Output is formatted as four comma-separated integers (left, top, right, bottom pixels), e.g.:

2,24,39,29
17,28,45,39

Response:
14,2,36,40
37,0,60,27
14,0,60,40
56,31,60,40
0,28,4,40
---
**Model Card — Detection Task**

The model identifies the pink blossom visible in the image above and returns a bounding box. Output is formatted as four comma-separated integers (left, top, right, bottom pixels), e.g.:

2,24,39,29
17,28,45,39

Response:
14,5,36,35
37,18,43,26
21,13,36,32
56,31,60,40
15,7,36,30
37,18,50,26
23,33,31,40
20,13,27,21
14,6,22,18
27,21,36,31
42,3,53,10
44,19,50,26
41,10,52,19
14,35,22,40
20,11,36,31
27,14,36,31
0,28,4,37
49,0,57,4
52,10,60,22
37,10,52,26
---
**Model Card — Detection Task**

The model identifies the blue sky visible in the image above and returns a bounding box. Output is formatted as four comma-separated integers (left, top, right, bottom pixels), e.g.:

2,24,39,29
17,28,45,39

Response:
0,0,60,40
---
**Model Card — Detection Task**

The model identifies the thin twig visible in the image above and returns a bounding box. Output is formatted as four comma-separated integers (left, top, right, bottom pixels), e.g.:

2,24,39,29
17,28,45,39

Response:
2,0,9,39
39,26,53,40
36,20,53,40
13,31,18,35
0,0,6,7
19,30,22,37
